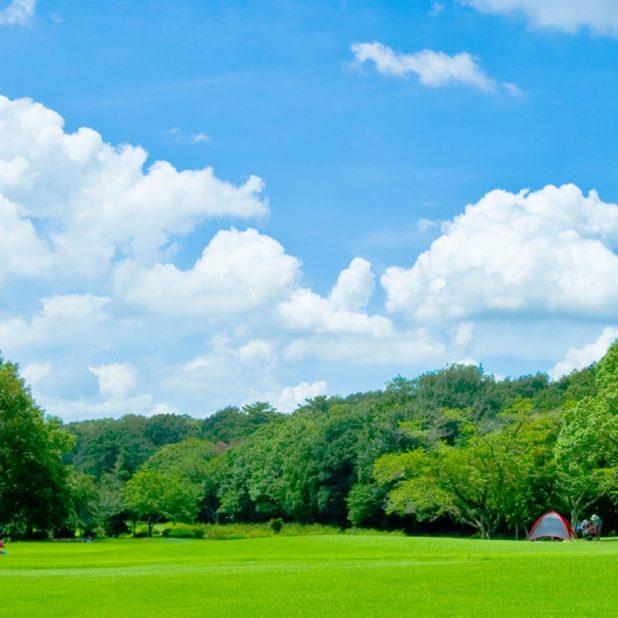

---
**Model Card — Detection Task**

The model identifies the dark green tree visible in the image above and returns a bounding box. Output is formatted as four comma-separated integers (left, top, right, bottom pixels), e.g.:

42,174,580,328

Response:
0,358,73,537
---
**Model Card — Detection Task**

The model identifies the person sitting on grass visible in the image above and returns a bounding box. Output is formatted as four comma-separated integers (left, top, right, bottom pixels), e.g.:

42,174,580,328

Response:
591,514,603,540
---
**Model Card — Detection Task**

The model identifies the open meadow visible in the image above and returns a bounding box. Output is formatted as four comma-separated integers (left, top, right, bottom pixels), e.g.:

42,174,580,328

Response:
2,535,618,617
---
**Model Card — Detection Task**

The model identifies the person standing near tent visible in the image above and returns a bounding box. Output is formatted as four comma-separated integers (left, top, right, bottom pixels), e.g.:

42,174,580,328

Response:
591,514,603,539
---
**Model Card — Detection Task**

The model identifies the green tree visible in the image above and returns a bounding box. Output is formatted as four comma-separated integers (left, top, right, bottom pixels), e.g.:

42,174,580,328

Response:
94,472,127,536
553,342,618,524
201,403,282,445
65,469,101,536
121,469,200,536
375,410,555,538
0,358,74,537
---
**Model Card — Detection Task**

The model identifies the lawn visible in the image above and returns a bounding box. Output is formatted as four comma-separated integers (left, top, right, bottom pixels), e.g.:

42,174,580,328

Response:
1,535,617,617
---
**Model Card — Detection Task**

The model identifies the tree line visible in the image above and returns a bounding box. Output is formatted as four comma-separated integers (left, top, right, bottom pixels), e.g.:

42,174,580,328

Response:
1,343,617,539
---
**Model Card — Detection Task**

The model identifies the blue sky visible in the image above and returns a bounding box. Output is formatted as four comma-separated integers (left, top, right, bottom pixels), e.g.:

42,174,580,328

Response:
1,0,618,419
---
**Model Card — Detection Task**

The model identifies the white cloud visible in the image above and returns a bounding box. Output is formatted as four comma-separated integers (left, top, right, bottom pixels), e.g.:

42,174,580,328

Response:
0,294,109,351
190,132,211,144
90,363,138,399
257,380,328,413
452,322,474,348
283,329,445,365
329,257,375,311
21,361,51,386
115,228,301,316
279,288,393,337
42,392,155,422
7,93,618,422
0,0,35,26
351,42,499,92
382,184,618,323
161,336,282,412
150,402,181,415
0,95,267,280
462,0,618,36
549,327,618,379
0,195,53,280
182,337,275,381
166,127,211,144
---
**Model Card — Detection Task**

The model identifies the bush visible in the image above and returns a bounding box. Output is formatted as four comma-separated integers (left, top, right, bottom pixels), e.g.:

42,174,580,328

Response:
201,523,342,540
270,518,284,534
132,522,402,541
161,524,205,539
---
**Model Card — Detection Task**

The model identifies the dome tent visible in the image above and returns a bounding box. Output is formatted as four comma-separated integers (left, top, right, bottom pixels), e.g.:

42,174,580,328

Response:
528,511,575,541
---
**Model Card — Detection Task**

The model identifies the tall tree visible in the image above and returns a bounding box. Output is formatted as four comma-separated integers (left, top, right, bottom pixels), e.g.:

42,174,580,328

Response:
553,342,618,524
0,358,73,536
374,409,555,538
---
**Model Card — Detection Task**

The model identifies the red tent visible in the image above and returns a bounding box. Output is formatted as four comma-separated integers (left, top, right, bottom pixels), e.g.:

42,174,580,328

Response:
528,511,575,541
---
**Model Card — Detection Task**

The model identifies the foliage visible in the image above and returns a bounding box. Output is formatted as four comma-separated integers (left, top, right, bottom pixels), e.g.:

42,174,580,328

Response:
0,359,74,537
141,437,218,483
161,523,206,539
553,343,618,523
201,402,283,445
64,414,201,481
121,469,201,536
375,406,558,538
64,469,101,536
4,341,618,538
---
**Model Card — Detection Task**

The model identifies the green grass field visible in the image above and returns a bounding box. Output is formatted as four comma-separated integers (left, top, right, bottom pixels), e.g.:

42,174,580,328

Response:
1,535,617,617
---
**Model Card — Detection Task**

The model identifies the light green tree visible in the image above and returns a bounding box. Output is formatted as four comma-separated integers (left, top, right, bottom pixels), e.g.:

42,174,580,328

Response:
553,341,618,524
374,409,555,538
121,469,200,536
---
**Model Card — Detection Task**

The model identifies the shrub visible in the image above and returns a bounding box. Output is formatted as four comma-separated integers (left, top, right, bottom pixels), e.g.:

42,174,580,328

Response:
270,518,284,534
162,524,205,539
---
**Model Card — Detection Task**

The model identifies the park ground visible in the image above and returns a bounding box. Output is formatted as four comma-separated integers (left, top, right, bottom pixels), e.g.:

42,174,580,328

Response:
1,534,618,617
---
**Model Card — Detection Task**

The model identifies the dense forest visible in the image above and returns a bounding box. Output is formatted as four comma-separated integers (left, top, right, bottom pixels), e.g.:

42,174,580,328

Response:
1,342,617,540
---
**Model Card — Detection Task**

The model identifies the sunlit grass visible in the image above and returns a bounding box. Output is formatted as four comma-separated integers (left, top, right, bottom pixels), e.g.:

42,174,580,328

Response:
2,535,617,617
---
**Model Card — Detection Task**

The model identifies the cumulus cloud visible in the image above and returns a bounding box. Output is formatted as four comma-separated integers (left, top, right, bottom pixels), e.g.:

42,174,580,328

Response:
115,228,301,315
462,0,618,36
90,363,138,399
0,0,35,26
329,257,375,311
0,195,52,280
275,255,386,338
351,42,499,92
549,327,618,379
382,184,618,322
279,288,392,337
0,95,267,280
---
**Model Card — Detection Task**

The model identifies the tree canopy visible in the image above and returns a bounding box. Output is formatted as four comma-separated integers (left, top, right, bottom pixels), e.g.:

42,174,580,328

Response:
3,345,618,539
0,358,74,537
